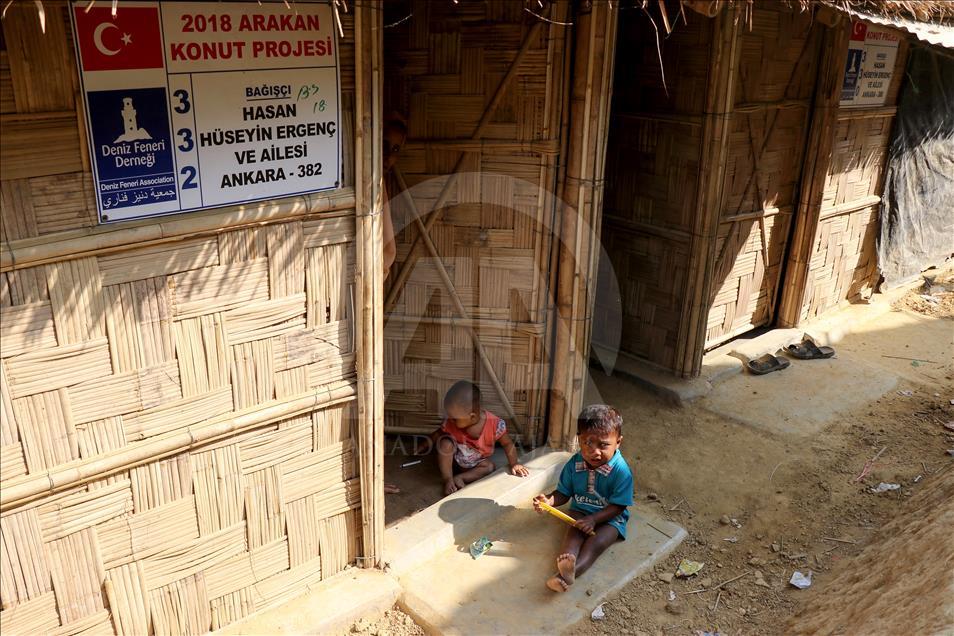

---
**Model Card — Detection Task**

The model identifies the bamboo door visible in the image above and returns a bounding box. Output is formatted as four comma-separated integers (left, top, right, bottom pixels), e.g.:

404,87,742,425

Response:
704,7,822,348
380,1,570,445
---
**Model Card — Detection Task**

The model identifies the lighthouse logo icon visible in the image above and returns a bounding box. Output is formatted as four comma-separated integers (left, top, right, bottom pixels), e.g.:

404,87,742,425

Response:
114,97,152,143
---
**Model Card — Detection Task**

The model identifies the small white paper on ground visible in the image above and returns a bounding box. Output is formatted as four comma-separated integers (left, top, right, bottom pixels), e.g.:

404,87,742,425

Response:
870,482,901,493
668,590,676,601
591,603,606,620
790,570,813,589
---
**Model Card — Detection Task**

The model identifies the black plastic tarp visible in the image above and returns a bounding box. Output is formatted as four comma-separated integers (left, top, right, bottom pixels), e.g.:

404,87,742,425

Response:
878,45,954,287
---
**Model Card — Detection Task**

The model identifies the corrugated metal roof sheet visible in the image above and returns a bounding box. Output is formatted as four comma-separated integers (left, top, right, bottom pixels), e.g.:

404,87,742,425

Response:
842,9,954,49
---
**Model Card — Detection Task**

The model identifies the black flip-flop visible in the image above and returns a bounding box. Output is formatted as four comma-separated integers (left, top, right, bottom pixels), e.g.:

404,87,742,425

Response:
786,339,835,360
746,353,790,375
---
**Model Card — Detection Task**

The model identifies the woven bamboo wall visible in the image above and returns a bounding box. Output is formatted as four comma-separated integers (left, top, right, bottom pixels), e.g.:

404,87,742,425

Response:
594,12,711,372
0,4,368,634
704,6,821,347
799,54,907,322
381,1,567,442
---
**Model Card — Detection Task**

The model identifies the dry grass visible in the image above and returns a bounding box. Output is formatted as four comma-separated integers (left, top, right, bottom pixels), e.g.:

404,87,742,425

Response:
658,1,954,28
818,0,954,23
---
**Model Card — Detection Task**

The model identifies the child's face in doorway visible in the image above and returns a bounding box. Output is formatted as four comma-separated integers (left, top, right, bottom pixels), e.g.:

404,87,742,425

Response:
383,124,406,172
445,402,480,430
578,430,621,469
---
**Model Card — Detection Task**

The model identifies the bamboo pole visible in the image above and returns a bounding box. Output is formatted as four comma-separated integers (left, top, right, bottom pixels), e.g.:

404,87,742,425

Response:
1,382,357,511
547,2,618,450
404,139,560,154
383,15,549,314
391,167,523,434
542,1,575,449
776,20,851,328
388,313,544,335
581,0,619,404
673,6,742,378
1,190,355,272
547,4,590,451
353,0,385,568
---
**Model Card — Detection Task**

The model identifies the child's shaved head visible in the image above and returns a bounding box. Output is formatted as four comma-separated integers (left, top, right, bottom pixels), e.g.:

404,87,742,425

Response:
444,380,481,414
577,404,623,437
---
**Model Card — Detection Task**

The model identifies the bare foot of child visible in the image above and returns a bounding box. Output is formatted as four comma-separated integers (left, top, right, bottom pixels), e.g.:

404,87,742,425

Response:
443,476,466,495
546,574,569,593
556,553,577,585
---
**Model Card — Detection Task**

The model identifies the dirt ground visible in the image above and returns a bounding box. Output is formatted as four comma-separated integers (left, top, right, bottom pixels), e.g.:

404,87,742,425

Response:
342,608,425,636
568,278,954,636
891,264,954,319
787,463,953,635
354,272,953,635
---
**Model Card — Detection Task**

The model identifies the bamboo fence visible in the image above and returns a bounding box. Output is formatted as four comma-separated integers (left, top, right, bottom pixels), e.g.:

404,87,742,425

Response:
0,4,377,634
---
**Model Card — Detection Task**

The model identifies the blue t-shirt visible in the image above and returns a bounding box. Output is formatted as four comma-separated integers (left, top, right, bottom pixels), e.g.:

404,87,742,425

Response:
556,450,634,539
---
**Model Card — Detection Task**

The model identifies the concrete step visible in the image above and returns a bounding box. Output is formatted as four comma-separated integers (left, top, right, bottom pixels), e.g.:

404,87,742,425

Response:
392,463,686,635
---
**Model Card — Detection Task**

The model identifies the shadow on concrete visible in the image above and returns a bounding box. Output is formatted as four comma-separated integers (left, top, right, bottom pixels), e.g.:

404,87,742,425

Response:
436,497,519,552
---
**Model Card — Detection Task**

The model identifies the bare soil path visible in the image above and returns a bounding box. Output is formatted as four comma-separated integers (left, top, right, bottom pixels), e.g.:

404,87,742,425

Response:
570,275,953,635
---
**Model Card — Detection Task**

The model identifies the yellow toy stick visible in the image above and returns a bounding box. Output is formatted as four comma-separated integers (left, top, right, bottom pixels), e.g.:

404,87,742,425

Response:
537,500,595,536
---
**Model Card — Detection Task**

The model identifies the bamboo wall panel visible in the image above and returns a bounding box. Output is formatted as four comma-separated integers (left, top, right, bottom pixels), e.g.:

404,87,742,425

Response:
1,9,365,625
382,1,567,441
1,3,76,113
803,114,887,318
595,12,710,372
0,214,361,635
703,6,821,347
797,37,907,323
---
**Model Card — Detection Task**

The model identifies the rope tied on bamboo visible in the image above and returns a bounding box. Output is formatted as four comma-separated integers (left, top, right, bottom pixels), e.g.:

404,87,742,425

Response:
564,176,606,187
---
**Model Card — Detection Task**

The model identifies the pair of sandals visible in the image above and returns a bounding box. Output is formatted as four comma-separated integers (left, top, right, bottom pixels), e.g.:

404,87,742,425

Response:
746,339,834,375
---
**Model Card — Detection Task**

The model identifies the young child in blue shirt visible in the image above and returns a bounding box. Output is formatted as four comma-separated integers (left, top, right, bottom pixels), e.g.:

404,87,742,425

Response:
533,404,634,592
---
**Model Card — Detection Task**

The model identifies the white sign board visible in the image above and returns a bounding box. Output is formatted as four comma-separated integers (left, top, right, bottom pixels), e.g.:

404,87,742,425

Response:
70,1,340,223
840,20,900,108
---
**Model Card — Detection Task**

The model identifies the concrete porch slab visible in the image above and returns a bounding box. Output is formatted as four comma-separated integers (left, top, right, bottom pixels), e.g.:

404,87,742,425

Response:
397,502,685,635
700,349,900,437
384,449,570,576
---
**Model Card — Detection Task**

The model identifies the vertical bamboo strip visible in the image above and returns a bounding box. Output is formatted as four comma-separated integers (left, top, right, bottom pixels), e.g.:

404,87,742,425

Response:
1,362,19,446
0,508,52,607
104,562,150,635
353,0,385,567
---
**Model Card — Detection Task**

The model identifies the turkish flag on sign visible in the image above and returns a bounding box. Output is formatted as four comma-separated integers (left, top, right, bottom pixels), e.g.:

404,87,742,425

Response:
74,6,164,72
850,20,868,42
